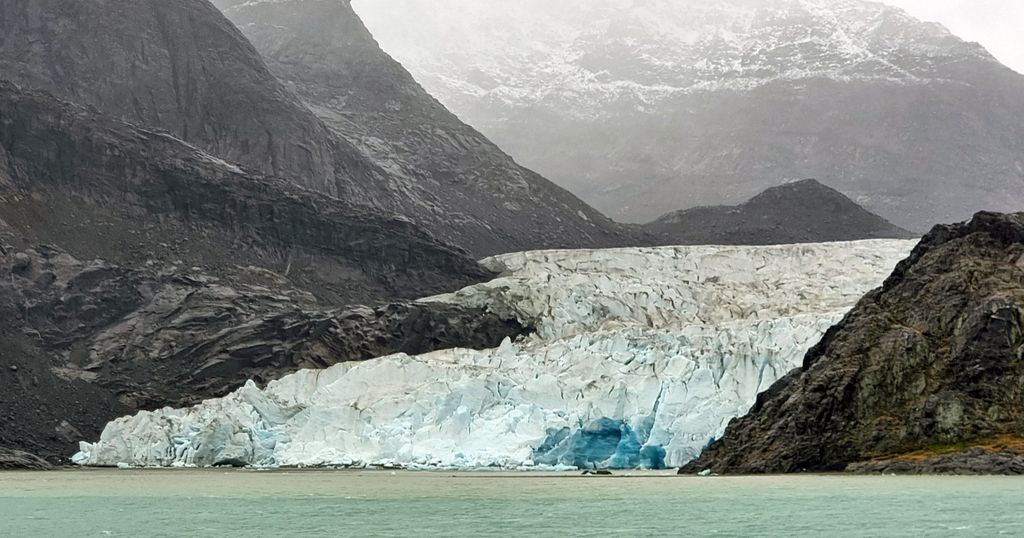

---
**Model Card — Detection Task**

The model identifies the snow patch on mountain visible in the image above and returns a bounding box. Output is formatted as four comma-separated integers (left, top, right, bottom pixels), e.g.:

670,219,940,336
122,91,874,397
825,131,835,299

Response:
353,0,994,116
74,240,915,470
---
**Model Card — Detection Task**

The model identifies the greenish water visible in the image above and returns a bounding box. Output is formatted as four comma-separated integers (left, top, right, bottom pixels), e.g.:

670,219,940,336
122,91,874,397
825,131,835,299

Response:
1,470,1022,537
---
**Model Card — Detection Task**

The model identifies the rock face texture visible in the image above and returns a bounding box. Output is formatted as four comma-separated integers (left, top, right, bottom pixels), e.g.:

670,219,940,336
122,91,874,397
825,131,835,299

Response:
73,241,914,470
0,0,637,258
682,212,1024,474
0,245,526,462
847,447,1024,475
0,82,527,464
0,449,53,470
646,179,915,245
355,0,1024,230
0,0,366,196
0,82,488,305
211,0,633,256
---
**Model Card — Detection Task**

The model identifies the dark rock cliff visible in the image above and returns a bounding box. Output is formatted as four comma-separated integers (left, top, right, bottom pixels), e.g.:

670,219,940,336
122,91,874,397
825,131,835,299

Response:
0,0,383,196
0,82,528,463
0,245,527,463
1,0,643,257
0,81,487,304
212,0,640,256
646,179,916,245
682,212,1024,474
0,449,53,470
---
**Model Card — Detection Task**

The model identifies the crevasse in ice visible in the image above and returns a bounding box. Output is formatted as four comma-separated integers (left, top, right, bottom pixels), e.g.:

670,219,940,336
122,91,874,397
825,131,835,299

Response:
74,240,915,469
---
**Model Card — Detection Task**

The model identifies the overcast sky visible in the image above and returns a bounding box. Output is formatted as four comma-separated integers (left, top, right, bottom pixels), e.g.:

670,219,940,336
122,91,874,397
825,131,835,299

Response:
882,0,1024,73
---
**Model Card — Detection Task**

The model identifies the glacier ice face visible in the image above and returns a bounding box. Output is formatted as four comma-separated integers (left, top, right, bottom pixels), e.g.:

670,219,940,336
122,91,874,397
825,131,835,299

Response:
75,241,915,469
431,243,913,340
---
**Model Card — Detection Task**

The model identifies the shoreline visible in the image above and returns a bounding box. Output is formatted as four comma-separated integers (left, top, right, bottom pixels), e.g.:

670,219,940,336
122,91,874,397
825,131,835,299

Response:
5,466,1024,478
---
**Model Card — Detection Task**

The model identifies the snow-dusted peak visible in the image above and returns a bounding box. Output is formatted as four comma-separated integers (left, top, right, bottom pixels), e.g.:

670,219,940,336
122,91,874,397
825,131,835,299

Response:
353,0,993,112
354,0,1024,231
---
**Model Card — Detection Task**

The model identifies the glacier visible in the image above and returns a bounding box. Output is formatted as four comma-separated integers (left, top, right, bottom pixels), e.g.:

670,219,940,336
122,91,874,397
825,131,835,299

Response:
74,241,915,470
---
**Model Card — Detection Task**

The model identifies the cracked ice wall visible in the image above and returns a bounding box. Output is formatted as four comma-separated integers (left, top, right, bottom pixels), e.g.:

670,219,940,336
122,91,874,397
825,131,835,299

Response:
75,240,915,469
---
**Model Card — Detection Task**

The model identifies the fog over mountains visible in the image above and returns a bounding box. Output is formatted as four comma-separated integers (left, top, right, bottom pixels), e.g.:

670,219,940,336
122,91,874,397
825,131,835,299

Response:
355,0,1024,230
211,0,637,257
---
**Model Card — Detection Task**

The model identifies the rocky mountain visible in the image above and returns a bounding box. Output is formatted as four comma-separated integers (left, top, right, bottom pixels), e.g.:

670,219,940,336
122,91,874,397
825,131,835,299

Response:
0,0,634,257
210,0,634,256
647,179,915,245
0,0,371,197
0,449,52,470
0,0,638,465
355,0,1024,230
0,82,527,463
0,82,487,306
682,211,1024,474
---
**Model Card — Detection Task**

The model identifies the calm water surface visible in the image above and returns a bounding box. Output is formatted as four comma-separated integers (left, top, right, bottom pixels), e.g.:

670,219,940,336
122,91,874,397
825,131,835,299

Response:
1,470,1022,537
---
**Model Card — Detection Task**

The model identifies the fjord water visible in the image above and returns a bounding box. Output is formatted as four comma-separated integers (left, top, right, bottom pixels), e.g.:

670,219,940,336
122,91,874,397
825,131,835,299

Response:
2,471,1022,537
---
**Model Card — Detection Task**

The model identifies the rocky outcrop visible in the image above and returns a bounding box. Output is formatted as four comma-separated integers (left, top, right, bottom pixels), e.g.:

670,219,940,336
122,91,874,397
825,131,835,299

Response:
646,179,915,245
212,0,638,256
0,243,528,464
0,449,53,470
682,212,1024,474
848,447,1024,475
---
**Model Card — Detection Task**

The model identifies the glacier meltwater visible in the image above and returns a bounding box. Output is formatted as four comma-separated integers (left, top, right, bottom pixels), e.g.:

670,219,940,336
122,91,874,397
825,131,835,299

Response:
74,241,915,470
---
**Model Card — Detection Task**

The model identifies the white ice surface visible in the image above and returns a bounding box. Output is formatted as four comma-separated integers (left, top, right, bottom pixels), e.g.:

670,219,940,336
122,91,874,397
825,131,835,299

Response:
74,240,915,469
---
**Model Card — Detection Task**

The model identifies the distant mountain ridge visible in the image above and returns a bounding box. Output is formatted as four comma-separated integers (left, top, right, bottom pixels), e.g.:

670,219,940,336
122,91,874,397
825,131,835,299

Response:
358,0,993,106
647,179,915,245
355,0,1024,230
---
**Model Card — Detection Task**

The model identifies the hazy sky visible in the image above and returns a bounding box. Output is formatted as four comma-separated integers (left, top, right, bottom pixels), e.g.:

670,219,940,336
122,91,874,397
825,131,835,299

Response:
882,0,1024,73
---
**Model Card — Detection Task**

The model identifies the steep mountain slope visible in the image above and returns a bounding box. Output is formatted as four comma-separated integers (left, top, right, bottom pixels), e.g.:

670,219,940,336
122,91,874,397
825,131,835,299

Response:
0,0,382,198
0,0,634,257
355,0,1024,230
212,0,634,256
0,82,521,463
0,82,487,305
683,212,1024,474
647,179,915,245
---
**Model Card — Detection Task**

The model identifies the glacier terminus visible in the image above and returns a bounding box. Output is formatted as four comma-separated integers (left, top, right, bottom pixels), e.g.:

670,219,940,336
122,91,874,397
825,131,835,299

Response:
74,241,915,470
